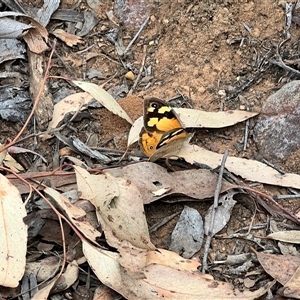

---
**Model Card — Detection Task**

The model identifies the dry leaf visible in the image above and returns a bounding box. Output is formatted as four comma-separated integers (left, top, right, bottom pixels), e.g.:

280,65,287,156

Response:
52,260,79,293
72,81,133,124
267,231,300,244
2,154,25,172
0,16,32,38
44,187,101,243
0,146,6,164
82,241,122,288
127,116,143,146
175,107,259,128
8,146,47,163
283,266,300,298
71,137,111,164
0,12,48,53
107,162,235,204
75,166,155,250
31,275,60,300
46,92,93,134
255,251,300,285
63,155,88,168
178,145,300,189
93,285,121,300
7,162,234,202
0,174,27,287
83,240,274,300
169,207,204,258
25,256,60,282
204,192,237,236
0,143,24,172
118,242,201,278
52,29,83,46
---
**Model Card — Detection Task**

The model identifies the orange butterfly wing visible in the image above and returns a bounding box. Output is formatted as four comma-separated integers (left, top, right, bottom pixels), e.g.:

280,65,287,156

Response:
139,98,188,157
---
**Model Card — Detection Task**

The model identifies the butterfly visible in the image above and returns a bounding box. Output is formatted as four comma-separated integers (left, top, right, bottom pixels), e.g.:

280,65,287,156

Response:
139,97,189,161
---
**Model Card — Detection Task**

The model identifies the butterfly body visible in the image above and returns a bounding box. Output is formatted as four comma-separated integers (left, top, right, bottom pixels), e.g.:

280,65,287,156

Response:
139,98,188,158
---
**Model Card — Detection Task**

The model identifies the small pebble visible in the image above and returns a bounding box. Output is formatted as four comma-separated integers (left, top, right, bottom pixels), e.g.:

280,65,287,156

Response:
218,89,226,97
150,15,156,22
125,71,135,81
198,86,206,94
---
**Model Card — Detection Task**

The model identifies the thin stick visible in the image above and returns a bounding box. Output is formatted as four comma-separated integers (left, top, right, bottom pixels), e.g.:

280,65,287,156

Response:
274,193,300,200
124,16,149,54
53,49,74,76
149,212,181,233
128,45,147,95
270,38,300,77
202,150,228,273
243,119,249,151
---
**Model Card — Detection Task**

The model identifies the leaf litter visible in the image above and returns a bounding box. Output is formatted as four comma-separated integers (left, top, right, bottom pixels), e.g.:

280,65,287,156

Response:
3,147,300,298
0,174,27,288
1,1,300,299
3,155,298,298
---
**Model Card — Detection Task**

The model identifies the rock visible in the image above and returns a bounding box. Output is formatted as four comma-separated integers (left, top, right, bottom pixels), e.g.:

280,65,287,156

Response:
114,0,152,29
125,71,135,81
253,81,300,162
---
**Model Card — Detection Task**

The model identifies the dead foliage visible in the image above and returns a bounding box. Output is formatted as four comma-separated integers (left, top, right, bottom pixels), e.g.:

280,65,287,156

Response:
1,1,300,300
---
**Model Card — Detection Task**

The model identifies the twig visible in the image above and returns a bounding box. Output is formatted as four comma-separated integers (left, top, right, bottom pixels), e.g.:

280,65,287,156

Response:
262,158,285,175
33,117,38,148
76,44,94,54
284,2,293,39
82,53,87,80
202,150,228,273
273,193,300,200
53,49,75,76
128,45,147,95
245,202,257,235
149,211,181,233
233,223,268,233
270,38,300,77
124,16,149,54
240,185,300,225
243,119,249,151
99,51,120,64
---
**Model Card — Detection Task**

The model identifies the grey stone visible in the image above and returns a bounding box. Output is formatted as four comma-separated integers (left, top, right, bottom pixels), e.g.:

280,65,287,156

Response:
253,81,300,162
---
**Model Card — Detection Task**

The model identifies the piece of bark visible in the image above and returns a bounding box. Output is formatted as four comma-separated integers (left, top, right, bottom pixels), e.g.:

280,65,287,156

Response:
28,50,54,130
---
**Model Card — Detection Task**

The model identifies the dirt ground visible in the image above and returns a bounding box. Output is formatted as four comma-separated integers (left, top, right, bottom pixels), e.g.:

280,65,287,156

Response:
61,0,291,162
1,0,300,298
